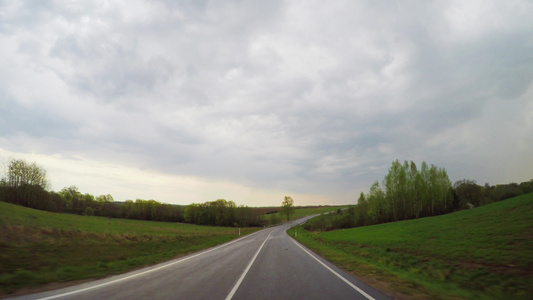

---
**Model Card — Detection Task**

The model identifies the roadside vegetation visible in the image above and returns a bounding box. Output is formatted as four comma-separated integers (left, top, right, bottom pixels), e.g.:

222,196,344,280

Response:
261,205,350,225
0,201,259,296
289,193,533,299
179,197,344,227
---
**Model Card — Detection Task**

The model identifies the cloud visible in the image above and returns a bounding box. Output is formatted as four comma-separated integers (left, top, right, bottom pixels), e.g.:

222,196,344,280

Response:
1,0,532,205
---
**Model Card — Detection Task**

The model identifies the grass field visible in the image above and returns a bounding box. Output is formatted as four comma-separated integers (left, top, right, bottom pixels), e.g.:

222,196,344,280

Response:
261,205,349,223
291,206,350,219
288,193,533,299
0,202,259,296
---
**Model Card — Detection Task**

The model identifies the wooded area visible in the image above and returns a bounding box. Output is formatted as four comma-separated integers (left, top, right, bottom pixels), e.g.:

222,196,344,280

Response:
304,160,533,231
362,160,453,224
184,199,262,227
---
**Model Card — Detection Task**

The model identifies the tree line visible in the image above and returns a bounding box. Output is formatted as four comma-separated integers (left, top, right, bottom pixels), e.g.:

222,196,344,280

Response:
184,199,262,227
5,158,529,229
304,159,533,231
0,159,260,226
360,160,453,225
0,179,187,222
453,179,532,208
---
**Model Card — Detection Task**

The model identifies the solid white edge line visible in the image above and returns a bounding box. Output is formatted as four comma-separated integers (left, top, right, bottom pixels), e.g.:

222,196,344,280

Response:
37,229,264,300
225,229,277,300
290,238,376,300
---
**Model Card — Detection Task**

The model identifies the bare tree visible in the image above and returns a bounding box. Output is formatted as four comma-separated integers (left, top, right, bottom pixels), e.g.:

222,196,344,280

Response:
6,159,49,190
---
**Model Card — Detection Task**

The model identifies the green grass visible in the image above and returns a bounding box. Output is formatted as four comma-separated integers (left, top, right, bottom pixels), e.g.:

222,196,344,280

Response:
291,206,350,219
0,202,259,295
262,206,349,223
288,193,533,299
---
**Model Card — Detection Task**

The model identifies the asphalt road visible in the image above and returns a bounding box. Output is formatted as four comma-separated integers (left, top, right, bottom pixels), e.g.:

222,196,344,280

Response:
12,216,391,300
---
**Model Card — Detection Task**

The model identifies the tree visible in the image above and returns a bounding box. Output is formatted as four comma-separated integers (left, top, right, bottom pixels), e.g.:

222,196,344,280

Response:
453,179,484,208
211,199,230,226
489,183,522,202
84,206,94,216
60,186,83,213
519,180,533,194
96,194,114,203
5,159,49,190
281,196,295,221
365,160,452,225
2,159,50,208
236,205,261,227
367,181,386,224
355,192,368,226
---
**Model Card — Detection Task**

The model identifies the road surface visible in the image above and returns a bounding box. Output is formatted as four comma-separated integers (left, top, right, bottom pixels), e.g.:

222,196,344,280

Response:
12,216,391,300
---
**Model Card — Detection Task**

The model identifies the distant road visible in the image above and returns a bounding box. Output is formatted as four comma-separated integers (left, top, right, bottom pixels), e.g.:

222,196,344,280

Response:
13,216,390,300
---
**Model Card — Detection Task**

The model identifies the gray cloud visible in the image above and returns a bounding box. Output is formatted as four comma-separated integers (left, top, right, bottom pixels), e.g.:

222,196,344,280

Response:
1,0,532,204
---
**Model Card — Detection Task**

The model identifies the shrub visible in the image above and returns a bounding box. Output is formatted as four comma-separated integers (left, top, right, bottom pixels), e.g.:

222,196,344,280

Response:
84,207,94,216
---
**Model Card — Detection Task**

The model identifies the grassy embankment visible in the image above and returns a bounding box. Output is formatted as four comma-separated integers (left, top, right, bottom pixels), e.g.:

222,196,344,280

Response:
288,193,533,299
261,205,350,223
0,202,259,296
292,206,351,219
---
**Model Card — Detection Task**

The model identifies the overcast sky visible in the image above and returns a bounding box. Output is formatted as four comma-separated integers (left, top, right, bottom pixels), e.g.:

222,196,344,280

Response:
1,0,532,206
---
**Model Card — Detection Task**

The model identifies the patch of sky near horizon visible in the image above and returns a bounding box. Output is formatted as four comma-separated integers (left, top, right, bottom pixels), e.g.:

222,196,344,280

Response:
1,0,532,206
0,148,331,206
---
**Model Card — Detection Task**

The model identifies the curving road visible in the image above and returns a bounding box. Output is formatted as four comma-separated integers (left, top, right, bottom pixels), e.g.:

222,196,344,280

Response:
13,216,390,300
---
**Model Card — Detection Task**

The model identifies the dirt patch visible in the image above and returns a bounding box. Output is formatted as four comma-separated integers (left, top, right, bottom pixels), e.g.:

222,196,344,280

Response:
459,261,532,277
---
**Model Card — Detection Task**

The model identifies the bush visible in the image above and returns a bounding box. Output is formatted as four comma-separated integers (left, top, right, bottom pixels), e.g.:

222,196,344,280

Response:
303,212,355,231
84,207,94,216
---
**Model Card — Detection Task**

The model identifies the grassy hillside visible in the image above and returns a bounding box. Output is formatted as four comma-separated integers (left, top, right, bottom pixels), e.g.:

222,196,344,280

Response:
0,202,258,296
261,205,349,223
291,206,350,219
288,193,533,299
